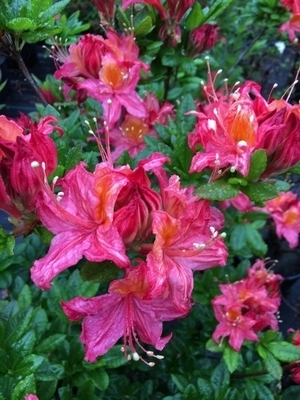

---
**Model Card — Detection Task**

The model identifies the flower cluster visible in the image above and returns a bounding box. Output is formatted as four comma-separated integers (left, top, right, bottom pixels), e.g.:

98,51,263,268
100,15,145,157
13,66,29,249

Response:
189,79,300,179
54,30,149,126
0,115,62,236
212,260,283,351
280,0,300,42
30,152,227,363
264,191,300,248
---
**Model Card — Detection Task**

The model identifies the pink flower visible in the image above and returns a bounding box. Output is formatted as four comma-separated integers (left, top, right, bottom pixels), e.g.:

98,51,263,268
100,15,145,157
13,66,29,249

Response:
265,192,300,248
280,14,300,41
109,93,174,161
212,303,259,351
25,395,39,400
146,194,227,311
31,163,130,289
212,260,282,351
61,262,173,363
0,116,61,235
272,203,300,248
80,55,147,126
189,93,258,177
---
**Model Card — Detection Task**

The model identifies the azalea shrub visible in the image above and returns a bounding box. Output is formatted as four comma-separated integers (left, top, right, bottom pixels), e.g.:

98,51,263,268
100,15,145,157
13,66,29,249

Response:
1,0,300,399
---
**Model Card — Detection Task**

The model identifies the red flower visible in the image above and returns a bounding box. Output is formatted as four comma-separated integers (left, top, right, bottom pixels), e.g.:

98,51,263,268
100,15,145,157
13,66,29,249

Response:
188,24,219,57
61,262,173,363
31,163,130,290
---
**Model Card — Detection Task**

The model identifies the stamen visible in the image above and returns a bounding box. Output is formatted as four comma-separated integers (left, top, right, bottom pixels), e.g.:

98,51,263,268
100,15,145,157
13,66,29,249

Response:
31,161,40,168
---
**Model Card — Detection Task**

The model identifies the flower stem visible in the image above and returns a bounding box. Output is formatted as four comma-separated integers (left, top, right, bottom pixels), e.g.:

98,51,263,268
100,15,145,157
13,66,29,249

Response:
0,31,48,106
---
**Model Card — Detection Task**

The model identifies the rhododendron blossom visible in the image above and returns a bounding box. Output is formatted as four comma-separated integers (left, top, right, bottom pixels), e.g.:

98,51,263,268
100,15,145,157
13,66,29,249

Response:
109,93,174,161
31,163,130,289
265,192,300,248
212,260,282,351
54,30,149,125
61,262,176,363
0,115,61,235
189,79,300,179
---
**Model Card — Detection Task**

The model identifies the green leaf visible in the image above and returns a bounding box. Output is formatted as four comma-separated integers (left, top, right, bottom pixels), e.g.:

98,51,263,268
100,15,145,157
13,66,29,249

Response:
89,368,109,390
0,227,15,256
244,225,267,257
204,0,233,23
230,224,247,252
176,94,196,122
223,344,239,373
288,162,300,174
11,330,36,359
171,374,189,393
195,180,239,201
245,379,256,400
64,144,82,172
206,338,223,353
4,307,34,347
13,354,44,376
273,179,291,192
38,0,71,22
35,363,64,382
256,384,274,400
11,374,36,400
17,284,32,309
183,384,198,400
210,363,230,399
263,350,282,380
186,1,204,30
267,341,300,362
197,378,212,399
134,10,153,36
181,57,197,76
282,386,300,399
6,17,36,31
77,379,95,399
246,150,267,181
34,225,54,245
102,345,128,368
228,177,248,186
241,182,279,205
37,380,57,400
58,386,73,400
35,334,66,353
80,260,120,283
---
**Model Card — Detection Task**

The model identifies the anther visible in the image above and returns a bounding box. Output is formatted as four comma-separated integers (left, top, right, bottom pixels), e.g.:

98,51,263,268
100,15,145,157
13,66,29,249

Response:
31,161,40,168
132,352,140,361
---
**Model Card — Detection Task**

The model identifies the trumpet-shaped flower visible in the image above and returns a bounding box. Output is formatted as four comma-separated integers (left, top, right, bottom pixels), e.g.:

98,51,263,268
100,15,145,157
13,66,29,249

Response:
61,262,174,363
31,163,130,289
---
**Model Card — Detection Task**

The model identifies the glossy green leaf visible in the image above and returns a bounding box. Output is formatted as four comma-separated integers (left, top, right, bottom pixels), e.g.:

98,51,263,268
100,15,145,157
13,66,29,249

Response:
197,378,213,399
13,354,44,376
196,180,239,201
186,1,204,30
35,334,66,353
282,386,300,399
246,150,267,181
230,224,247,252
223,344,239,373
210,363,230,399
171,374,189,392
17,284,32,309
204,0,233,23
89,368,109,391
241,182,279,205
80,260,120,283
102,345,129,368
11,374,36,400
6,17,36,31
245,225,267,257
267,341,300,362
